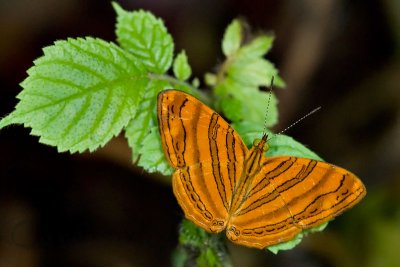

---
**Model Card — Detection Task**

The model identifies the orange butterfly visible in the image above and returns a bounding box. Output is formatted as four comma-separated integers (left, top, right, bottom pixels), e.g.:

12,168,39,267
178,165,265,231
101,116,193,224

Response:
157,89,366,249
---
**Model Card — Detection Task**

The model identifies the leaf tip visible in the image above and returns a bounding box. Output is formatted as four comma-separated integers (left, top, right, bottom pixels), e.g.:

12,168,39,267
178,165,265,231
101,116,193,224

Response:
112,1,125,16
173,50,192,81
222,18,243,56
0,112,20,130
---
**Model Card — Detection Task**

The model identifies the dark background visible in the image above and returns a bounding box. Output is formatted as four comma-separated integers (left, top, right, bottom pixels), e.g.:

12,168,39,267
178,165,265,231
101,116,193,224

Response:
0,0,399,266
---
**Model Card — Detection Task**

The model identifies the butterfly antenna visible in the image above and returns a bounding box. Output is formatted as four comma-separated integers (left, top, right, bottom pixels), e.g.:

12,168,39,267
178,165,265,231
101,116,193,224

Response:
263,76,274,137
268,106,321,141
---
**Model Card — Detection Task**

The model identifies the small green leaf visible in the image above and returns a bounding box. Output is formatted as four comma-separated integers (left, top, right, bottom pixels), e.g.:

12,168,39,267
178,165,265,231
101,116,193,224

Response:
176,219,230,267
136,126,173,175
173,50,192,81
220,29,285,95
197,248,222,267
267,233,303,254
191,77,200,88
125,80,171,163
228,57,279,88
230,121,264,148
237,35,274,59
215,78,278,128
272,75,286,88
222,19,242,56
231,122,322,162
204,73,217,86
219,95,243,123
113,2,174,73
215,25,283,131
0,37,148,153
178,219,210,247
267,222,328,254
267,134,323,161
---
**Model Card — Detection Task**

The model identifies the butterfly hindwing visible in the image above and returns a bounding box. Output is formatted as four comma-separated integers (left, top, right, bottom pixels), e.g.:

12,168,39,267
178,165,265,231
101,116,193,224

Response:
267,157,366,228
226,156,366,248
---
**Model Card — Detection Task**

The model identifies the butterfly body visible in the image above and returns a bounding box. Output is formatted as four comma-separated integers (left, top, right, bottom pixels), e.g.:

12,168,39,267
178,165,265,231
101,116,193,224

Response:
157,89,366,249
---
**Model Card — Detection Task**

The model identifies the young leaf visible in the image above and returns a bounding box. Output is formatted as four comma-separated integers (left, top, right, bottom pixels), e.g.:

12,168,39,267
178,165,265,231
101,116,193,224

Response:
230,121,264,148
191,78,200,88
113,2,174,73
267,222,328,254
215,78,278,128
175,219,231,267
237,35,274,59
0,37,148,153
228,57,280,88
125,80,171,163
204,73,217,86
214,21,284,131
222,19,242,56
231,121,322,161
224,34,282,88
136,126,174,175
219,95,243,123
173,50,192,81
267,134,323,161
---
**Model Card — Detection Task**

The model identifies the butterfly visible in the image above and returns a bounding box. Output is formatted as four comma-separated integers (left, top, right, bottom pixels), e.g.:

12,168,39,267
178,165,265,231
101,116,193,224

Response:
157,89,366,249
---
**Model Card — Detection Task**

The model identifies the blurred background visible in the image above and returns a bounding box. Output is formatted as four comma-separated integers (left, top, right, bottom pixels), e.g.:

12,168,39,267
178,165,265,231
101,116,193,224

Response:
0,0,399,266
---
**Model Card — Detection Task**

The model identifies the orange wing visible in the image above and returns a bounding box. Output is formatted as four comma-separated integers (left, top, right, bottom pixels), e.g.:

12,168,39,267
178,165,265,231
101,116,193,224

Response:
158,89,366,249
157,90,248,232
226,156,366,249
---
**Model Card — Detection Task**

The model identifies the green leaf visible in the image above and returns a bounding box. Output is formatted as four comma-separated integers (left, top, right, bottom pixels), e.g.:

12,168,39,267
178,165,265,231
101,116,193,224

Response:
113,2,174,73
267,222,328,254
178,219,210,247
228,57,280,88
219,95,243,123
267,234,303,254
267,134,323,161
237,35,274,59
204,72,217,86
173,50,192,81
191,77,200,88
231,121,322,161
125,80,171,163
175,219,231,267
222,19,242,56
222,26,284,89
215,78,278,128
136,126,174,175
215,27,283,130
0,37,148,153
229,34,285,88
230,121,264,148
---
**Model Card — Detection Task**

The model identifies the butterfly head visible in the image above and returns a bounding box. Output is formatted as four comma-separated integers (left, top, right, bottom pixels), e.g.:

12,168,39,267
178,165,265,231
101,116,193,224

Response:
253,134,269,153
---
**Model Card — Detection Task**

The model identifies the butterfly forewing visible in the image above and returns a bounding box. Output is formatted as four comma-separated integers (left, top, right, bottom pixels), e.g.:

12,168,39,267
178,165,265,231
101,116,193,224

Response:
157,90,248,232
